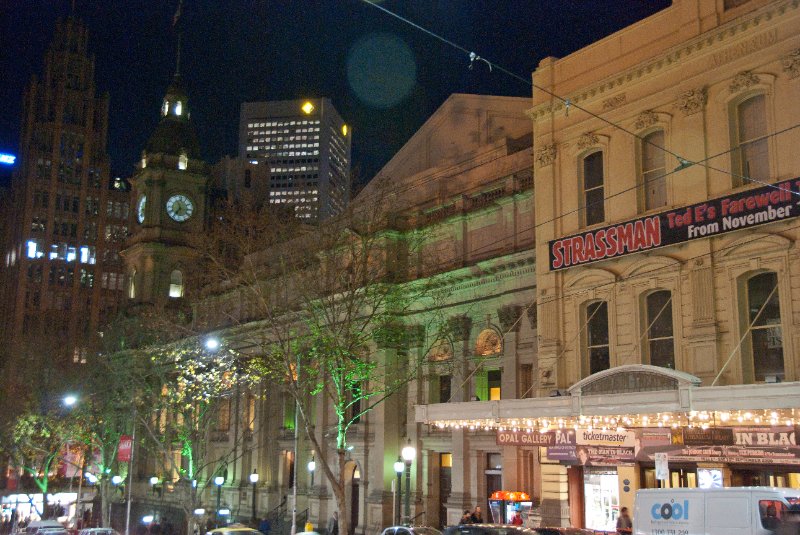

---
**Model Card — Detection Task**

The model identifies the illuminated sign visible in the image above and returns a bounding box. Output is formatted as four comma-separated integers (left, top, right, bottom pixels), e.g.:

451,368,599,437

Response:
0,153,16,165
549,177,800,270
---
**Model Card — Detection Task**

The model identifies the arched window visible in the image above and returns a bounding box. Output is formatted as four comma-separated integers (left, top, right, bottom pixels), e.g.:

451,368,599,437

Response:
644,290,674,369
128,269,136,299
584,300,610,376
178,152,188,171
169,269,183,298
641,130,667,210
174,101,183,116
161,100,169,117
428,339,453,404
732,94,768,186
742,272,783,382
581,151,605,226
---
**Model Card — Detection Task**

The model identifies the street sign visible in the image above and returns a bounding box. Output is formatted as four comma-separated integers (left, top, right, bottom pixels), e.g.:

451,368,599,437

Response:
655,452,669,480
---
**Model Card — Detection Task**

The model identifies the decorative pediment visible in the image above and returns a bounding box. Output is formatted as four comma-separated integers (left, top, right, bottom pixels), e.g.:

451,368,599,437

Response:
564,267,617,291
577,132,600,151
634,110,659,131
621,255,681,279
535,143,557,168
569,364,701,396
717,232,792,260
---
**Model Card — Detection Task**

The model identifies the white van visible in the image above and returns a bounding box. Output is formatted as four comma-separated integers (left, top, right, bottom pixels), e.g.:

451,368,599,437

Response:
633,487,800,535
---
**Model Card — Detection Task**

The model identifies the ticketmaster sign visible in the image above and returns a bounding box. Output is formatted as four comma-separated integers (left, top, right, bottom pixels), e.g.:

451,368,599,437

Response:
549,177,800,270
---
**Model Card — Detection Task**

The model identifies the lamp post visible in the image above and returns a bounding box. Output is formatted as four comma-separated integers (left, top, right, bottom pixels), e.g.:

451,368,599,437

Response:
149,477,159,524
393,457,403,525
307,457,316,488
401,441,416,526
249,471,259,524
214,475,225,527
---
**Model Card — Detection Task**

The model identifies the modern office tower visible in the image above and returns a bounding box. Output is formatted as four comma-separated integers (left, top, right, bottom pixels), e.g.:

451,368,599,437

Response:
239,98,351,221
0,18,132,372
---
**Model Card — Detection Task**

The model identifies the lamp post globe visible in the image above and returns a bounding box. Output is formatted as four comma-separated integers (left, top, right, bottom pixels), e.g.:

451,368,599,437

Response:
393,458,404,525
249,471,259,522
214,476,225,527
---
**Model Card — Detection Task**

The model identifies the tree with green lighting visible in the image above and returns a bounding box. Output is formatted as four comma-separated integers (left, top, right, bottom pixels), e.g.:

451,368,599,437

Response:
195,188,451,535
107,338,257,535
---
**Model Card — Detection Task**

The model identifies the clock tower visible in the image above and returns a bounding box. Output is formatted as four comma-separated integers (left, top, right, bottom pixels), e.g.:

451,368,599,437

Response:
122,75,210,305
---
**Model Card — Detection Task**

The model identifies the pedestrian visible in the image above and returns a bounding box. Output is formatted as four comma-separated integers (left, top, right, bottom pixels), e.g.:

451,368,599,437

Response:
470,506,483,524
326,512,338,535
510,512,523,526
459,510,472,525
616,506,632,535
258,517,271,535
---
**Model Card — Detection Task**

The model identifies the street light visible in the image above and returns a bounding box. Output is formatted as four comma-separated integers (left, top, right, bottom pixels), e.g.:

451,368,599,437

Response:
63,395,78,407
307,456,316,488
249,470,259,523
401,441,416,526
214,475,225,527
393,457,404,525
205,337,220,351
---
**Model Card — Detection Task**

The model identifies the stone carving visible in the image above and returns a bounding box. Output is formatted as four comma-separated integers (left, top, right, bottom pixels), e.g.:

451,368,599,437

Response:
729,71,760,93
577,132,599,150
476,328,502,356
634,110,659,131
497,305,523,332
782,49,800,79
447,314,472,341
674,88,707,116
428,339,453,362
602,94,626,110
535,143,557,168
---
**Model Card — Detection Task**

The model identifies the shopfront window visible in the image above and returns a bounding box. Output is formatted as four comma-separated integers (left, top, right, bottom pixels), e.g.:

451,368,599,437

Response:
583,468,619,532
584,301,610,376
644,290,674,369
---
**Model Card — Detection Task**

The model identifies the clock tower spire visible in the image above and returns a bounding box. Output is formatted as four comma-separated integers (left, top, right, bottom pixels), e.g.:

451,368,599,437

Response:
121,74,210,306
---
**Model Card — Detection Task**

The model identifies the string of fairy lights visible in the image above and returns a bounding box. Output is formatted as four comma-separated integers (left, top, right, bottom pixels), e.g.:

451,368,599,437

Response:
427,408,800,433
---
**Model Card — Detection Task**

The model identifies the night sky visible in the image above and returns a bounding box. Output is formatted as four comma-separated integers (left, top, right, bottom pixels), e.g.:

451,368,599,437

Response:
0,0,671,188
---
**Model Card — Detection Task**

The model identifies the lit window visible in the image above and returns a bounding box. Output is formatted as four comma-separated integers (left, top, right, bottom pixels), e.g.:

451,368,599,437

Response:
169,269,183,298
178,152,188,170
66,246,77,263
162,100,169,116
584,300,610,376
175,101,183,116
733,94,769,186
301,102,314,114
641,130,667,210
644,290,674,369
743,272,784,382
26,240,38,259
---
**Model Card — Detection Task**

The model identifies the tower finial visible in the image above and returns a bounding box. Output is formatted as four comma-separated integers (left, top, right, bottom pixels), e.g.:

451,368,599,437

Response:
173,0,183,76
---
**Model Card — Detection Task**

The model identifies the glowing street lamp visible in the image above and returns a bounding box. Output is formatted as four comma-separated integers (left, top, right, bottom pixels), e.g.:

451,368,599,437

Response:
393,457,404,525
401,441,416,526
214,475,225,527
307,457,316,488
249,471,259,522
63,395,78,407
205,338,220,351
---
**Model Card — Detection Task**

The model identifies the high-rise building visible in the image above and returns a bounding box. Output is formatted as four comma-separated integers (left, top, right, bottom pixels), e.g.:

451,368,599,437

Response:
239,98,351,221
0,18,131,371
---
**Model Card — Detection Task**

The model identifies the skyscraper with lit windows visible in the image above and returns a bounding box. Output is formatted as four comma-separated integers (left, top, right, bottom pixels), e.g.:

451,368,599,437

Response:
0,17,132,375
239,98,351,221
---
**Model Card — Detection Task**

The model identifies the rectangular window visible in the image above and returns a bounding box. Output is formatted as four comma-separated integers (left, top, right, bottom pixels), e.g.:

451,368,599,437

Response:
746,272,783,382
582,151,605,226
586,301,610,375
642,130,667,210
734,94,769,185
645,291,674,369
216,398,231,431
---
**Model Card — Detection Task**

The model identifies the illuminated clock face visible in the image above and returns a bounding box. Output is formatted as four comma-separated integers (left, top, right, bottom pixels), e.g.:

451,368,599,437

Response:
137,195,146,224
166,194,194,222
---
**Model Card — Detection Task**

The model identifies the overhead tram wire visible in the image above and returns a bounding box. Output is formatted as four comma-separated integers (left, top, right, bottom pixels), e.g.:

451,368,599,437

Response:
355,0,799,200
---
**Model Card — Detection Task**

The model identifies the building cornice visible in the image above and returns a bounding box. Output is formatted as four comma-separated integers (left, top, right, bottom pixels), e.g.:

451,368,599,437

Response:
527,0,799,121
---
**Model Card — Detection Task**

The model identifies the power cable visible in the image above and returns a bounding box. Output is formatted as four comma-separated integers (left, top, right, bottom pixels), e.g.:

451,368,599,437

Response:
356,0,798,198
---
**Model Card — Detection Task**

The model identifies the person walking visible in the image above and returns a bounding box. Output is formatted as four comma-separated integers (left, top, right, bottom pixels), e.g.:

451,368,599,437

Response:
459,511,472,525
326,512,338,535
616,507,633,535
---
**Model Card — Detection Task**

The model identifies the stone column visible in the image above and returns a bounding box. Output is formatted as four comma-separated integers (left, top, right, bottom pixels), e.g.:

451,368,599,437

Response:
539,463,570,527
444,429,472,526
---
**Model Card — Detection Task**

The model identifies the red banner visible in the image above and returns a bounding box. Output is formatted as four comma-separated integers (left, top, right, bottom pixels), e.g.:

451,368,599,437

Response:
117,435,133,462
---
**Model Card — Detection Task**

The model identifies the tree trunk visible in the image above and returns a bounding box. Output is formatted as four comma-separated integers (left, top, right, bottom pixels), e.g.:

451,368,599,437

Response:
335,449,348,535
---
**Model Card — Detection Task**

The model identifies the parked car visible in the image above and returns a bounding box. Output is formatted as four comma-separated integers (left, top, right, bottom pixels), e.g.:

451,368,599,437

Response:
206,524,263,535
380,526,443,535
78,528,120,535
442,524,593,535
